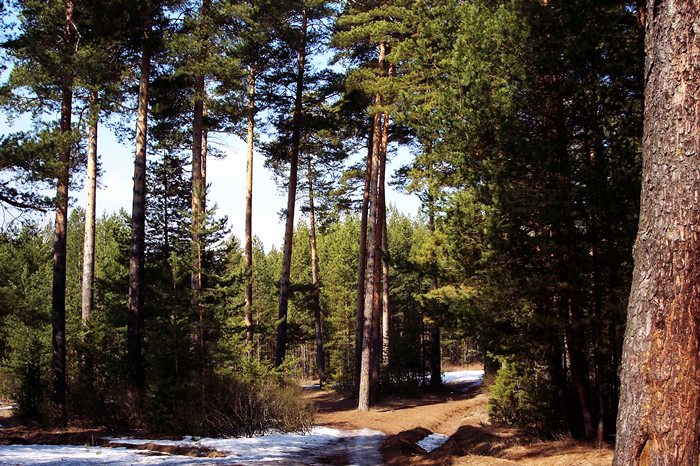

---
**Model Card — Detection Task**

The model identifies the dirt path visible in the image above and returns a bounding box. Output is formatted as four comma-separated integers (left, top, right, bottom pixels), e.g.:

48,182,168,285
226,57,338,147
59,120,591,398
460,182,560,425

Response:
306,382,613,465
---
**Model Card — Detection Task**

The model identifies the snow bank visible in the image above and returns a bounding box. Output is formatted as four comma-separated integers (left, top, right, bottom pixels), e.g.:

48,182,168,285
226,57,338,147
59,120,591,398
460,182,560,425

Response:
0,426,385,465
417,432,449,453
442,370,484,385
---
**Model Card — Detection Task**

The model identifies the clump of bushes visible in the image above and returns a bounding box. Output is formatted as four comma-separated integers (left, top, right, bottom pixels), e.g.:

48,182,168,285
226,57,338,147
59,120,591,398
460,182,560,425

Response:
488,358,555,431
202,376,314,437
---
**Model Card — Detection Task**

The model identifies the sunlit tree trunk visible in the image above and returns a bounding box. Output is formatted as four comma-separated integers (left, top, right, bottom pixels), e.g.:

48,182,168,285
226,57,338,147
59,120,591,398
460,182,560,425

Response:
127,0,154,397
379,109,390,368
614,2,700,464
81,91,99,323
276,6,307,366
358,106,382,411
355,128,372,396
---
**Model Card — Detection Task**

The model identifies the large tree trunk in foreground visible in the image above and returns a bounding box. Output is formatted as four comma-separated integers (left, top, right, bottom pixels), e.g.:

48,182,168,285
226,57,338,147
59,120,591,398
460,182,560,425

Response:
307,157,326,385
614,2,700,464
275,6,307,366
51,0,75,425
244,67,255,345
127,1,154,396
81,91,99,323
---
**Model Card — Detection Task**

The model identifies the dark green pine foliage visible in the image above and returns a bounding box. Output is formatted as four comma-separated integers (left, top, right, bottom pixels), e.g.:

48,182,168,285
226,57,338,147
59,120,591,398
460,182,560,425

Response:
395,0,643,438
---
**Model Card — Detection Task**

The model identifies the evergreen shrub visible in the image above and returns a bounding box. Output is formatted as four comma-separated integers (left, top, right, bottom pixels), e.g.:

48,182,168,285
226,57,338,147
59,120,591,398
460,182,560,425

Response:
488,358,555,430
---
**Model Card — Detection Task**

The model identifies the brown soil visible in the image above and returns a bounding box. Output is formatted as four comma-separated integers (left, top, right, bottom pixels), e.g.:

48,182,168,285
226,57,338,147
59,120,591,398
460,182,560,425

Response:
308,382,613,465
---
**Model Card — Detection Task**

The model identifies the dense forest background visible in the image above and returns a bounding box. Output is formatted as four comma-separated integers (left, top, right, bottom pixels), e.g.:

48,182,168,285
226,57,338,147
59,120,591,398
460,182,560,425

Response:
0,0,643,443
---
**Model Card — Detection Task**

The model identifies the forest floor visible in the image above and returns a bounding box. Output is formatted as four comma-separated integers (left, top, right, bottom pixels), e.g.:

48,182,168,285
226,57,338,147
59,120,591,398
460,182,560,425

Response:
0,370,614,465
306,369,613,465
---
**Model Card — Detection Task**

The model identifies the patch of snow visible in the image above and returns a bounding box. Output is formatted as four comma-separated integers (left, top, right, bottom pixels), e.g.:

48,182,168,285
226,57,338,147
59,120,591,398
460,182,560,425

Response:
301,382,321,389
417,433,449,453
442,370,484,385
3,426,385,465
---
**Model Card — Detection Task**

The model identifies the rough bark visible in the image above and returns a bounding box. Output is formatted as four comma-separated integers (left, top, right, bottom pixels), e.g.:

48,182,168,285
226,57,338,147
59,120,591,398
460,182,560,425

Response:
81,91,99,323
51,0,75,425
275,6,307,366
307,157,326,385
244,67,255,345
127,1,153,396
614,2,700,464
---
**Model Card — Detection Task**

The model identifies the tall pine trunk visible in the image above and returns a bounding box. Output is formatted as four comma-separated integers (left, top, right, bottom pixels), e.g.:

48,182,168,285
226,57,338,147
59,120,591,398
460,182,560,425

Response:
51,0,75,425
275,6,307,366
191,73,205,364
244,67,255,345
358,40,386,410
307,157,326,385
354,128,373,396
127,1,154,396
81,91,99,322
191,0,209,368
614,2,700,464
358,107,381,411
379,110,390,368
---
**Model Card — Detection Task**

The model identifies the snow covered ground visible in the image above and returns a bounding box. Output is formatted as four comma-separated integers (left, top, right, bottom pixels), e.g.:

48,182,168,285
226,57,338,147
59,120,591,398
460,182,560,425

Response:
443,369,484,385
416,432,449,453
0,370,482,465
0,427,385,465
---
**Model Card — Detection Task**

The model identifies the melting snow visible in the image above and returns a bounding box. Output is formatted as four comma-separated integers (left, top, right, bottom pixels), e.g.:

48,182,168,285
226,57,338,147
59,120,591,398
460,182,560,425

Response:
417,432,449,453
443,370,484,385
0,370,485,465
0,426,385,465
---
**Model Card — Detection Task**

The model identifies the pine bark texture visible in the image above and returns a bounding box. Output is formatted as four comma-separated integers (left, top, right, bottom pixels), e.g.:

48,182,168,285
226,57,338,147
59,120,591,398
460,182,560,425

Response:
614,2,700,464
81,91,99,322
275,7,307,366
127,2,153,395
51,0,75,425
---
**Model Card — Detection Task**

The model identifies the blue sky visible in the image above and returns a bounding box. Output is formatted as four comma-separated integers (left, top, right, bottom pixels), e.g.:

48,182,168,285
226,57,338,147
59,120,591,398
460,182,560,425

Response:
94,124,420,251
